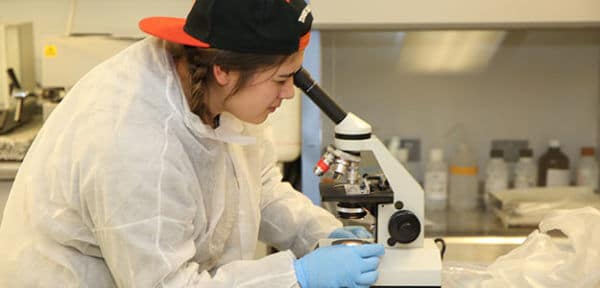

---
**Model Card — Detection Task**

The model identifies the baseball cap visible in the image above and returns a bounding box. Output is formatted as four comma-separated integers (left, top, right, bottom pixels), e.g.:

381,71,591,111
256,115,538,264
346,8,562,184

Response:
139,0,313,54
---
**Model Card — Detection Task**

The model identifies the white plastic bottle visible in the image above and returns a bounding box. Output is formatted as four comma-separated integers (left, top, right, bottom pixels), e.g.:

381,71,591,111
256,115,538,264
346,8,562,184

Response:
449,143,479,210
576,147,599,192
484,149,509,207
514,148,537,189
387,136,401,159
396,148,409,167
424,149,448,211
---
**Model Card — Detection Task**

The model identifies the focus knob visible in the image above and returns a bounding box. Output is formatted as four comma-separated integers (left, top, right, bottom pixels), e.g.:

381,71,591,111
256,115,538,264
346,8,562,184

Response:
387,210,421,245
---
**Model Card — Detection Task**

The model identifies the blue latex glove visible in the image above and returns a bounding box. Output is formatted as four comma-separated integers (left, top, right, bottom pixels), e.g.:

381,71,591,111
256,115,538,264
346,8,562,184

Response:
329,226,373,239
294,244,385,288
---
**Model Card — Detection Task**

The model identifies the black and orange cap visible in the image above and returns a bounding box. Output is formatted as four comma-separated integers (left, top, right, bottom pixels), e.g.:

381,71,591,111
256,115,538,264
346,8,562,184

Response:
139,0,313,54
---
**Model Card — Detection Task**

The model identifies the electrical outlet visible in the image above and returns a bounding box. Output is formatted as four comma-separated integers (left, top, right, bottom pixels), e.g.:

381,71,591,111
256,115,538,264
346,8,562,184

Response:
491,139,529,162
400,139,421,162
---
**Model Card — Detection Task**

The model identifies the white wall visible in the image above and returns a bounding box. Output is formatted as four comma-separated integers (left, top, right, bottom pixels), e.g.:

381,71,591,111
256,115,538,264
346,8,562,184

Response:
320,30,600,181
0,0,189,81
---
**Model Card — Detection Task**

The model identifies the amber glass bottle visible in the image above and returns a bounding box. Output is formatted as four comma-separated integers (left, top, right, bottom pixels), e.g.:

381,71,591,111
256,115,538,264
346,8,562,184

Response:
538,140,570,186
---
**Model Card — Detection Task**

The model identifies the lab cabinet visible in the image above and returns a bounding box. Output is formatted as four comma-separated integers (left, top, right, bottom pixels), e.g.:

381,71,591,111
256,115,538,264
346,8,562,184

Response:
307,27,600,256
318,29,600,175
302,28,600,267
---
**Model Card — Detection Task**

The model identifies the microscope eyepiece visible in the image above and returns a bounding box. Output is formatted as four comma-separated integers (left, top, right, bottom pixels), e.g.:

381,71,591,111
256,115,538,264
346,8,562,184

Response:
292,67,316,92
293,67,347,124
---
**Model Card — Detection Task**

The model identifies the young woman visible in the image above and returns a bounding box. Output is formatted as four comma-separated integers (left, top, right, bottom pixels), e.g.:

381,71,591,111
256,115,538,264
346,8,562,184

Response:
0,0,383,287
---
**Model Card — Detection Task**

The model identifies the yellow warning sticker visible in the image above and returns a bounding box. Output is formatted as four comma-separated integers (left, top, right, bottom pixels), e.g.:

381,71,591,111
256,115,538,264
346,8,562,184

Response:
44,45,57,58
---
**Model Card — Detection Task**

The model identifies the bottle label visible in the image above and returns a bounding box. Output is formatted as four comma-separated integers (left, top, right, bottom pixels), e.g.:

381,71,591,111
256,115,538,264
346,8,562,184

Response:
546,169,570,186
485,177,508,194
425,172,448,200
515,165,537,189
577,170,599,190
514,175,536,189
450,166,478,176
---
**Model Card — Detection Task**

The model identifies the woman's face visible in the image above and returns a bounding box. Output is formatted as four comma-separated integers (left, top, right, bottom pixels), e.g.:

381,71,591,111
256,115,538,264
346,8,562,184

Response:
222,51,304,124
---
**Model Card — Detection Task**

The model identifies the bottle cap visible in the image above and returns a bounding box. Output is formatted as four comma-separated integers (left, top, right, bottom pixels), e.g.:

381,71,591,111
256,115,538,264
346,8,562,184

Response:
549,139,560,148
581,147,595,156
519,148,533,158
490,149,504,158
430,149,443,161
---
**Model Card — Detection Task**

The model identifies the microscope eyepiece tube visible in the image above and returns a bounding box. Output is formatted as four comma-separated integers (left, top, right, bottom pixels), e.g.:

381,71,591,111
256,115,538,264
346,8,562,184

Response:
293,67,347,124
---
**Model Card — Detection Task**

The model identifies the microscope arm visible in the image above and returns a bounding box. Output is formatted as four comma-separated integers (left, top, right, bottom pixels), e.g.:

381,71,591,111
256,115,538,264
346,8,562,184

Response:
360,136,425,248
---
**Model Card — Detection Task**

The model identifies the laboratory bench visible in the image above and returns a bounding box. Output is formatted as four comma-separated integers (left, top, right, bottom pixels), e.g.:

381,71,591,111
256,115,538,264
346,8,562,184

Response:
333,203,539,264
425,207,532,238
425,207,534,264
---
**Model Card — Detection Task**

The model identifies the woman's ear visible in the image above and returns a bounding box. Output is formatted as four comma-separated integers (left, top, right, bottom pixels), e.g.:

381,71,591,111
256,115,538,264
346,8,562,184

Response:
213,65,232,86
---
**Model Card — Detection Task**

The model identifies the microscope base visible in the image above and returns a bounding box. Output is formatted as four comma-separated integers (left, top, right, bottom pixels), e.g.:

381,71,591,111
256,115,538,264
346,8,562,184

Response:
374,239,441,287
318,238,442,287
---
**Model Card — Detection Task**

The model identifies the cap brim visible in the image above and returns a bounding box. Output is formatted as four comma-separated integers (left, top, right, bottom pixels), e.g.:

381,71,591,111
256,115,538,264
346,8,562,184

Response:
139,16,311,52
139,17,210,48
299,32,310,51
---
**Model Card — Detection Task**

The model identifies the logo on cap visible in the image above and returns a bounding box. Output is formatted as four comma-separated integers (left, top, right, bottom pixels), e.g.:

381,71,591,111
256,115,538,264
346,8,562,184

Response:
298,5,311,23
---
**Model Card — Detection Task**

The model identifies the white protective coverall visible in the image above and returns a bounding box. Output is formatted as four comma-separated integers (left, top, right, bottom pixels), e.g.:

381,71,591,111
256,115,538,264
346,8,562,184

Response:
0,37,342,287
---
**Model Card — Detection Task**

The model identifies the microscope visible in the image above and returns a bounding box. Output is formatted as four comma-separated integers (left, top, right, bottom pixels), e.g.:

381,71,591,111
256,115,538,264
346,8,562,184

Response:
293,68,442,287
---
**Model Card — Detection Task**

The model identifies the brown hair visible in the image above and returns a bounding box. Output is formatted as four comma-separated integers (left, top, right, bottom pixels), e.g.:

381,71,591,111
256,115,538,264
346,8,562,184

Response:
165,41,290,125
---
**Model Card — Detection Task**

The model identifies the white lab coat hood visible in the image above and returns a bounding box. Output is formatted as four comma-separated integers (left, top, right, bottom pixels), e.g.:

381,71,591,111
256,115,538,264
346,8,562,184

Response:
0,38,341,288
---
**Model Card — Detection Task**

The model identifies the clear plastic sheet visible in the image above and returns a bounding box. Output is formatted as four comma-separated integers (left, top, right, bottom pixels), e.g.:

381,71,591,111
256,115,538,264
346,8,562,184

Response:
490,186,600,227
443,207,600,288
